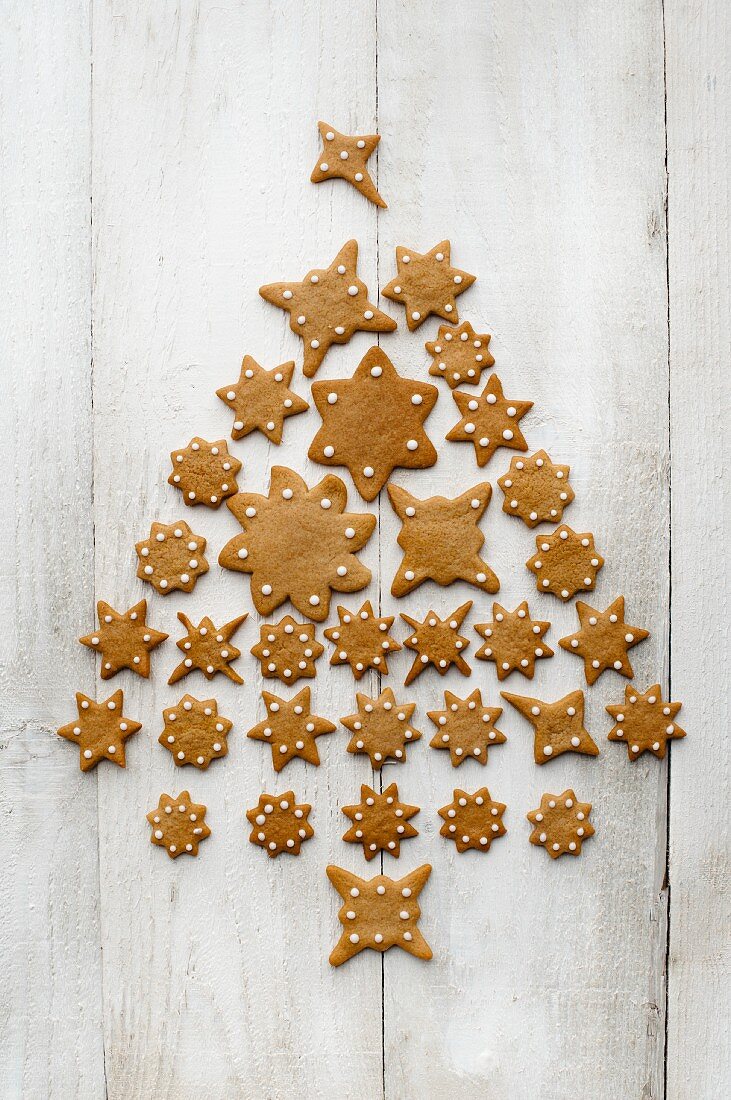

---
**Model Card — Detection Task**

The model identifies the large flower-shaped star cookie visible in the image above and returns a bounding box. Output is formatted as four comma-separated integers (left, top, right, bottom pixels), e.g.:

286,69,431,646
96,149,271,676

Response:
247,792,314,857
446,373,533,467
135,520,209,595
247,687,336,772
147,791,211,859
80,599,167,680
501,688,599,764
216,357,308,444
606,684,685,760
168,612,247,685
401,602,472,685
324,600,401,680
559,596,649,685
526,525,604,601
428,689,506,766
326,864,433,966
342,687,421,768
425,320,495,388
382,241,476,331
57,690,142,771
168,437,242,508
474,600,553,680
159,695,232,770
310,121,386,207
438,788,507,853
342,783,419,861
250,616,324,685
527,790,594,859
498,450,574,527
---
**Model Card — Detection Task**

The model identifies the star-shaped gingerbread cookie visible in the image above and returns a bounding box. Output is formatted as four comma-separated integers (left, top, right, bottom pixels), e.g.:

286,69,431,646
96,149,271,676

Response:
425,320,495,388
219,466,376,622
428,689,506,766
527,790,594,859
382,241,476,331
324,600,401,680
310,121,386,207
159,695,232,770
401,601,472,686
250,616,324,685
216,357,308,444
501,688,599,764
342,783,419,861
474,600,553,680
168,612,247,685
247,687,336,772
147,791,211,859
498,450,574,527
526,525,605,601
559,596,649,685
168,437,242,508
57,690,142,771
438,788,507,853
80,599,167,680
308,346,438,501
342,687,421,768
606,684,685,760
135,520,209,595
326,864,433,966
259,240,396,378
446,374,533,468
247,792,314,857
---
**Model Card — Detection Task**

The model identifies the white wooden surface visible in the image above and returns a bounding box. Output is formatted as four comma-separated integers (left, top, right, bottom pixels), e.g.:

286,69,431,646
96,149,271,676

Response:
1,2,728,1098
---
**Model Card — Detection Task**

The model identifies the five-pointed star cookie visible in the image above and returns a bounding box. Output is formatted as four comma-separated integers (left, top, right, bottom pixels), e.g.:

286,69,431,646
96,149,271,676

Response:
219,466,376,622
308,346,438,501
428,688,506,766
57,690,142,771
135,520,209,595
438,788,507,853
559,596,650,685
425,320,495,388
216,357,309,443
527,790,594,859
382,241,476,331
498,449,575,527
606,683,685,760
342,687,421,768
446,373,533,468
342,783,419,860
159,695,233,770
387,482,499,596
247,792,314,857
80,599,167,680
310,121,386,207
474,600,553,680
168,612,247,685
401,601,472,685
324,600,401,679
259,240,396,378
250,616,324,685
247,687,336,772
526,525,605,601
326,863,433,966
168,436,242,507
147,791,211,859
501,688,599,764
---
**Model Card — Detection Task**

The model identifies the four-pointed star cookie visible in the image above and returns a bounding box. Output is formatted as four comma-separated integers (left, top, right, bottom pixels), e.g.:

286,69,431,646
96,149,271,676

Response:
382,241,476,331
501,688,599,764
326,863,433,966
310,121,386,207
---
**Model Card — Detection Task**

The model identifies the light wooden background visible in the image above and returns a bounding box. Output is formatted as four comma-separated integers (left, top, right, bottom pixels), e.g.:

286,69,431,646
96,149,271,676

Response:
1,2,728,1098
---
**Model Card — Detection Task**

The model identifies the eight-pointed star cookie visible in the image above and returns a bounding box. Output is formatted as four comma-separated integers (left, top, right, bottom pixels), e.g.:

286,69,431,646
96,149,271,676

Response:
428,689,506,767
308,346,438,501
159,695,232,770
259,240,396,378
387,482,499,596
135,520,209,595
247,792,314,857
382,241,476,331
80,599,167,680
501,688,599,764
247,687,336,772
168,436,242,508
526,524,605,601
326,864,433,966
498,449,575,527
559,596,649,685
168,612,247,685
147,791,211,859
438,787,507,853
401,601,472,686
219,466,375,622
342,783,419,860
216,357,308,444
310,121,386,207
342,687,421,768
57,690,142,771
251,616,324,685
606,683,685,760
425,320,495,388
324,600,401,680
446,373,533,468
527,790,594,859
474,600,553,681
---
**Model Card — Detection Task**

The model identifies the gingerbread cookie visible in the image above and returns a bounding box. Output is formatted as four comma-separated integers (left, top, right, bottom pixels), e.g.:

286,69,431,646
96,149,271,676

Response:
251,616,324,685
57,690,142,771
310,121,386,207
425,320,494,388
80,599,167,680
382,241,476,331
342,783,419,860
401,602,472,686
342,687,421,767
168,437,242,508
497,450,574,527
259,240,396,378
438,788,507,853
474,600,553,680
527,790,594,859
559,596,649,685
428,689,506,766
526,525,604,601
446,374,532,467
135,520,209,595
159,695,232,769
147,792,210,859
216,357,308,444
501,688,599,763
168,612,247,685
308,346,438,501
247,792,314,857
219,466,375,622
247,687,336,772
606,684,685,760
326,864,433,966
324,600,401,680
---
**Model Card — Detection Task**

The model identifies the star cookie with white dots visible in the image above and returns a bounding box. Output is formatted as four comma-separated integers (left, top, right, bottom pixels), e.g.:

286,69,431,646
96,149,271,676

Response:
342,687,421,768
147,791,211,859
168,612,247,686
158,695,232,770
501,688,599,764
428,689,506,767
527,790,594,859
247,687,336,772
526,524,604,601
216,357,308,444
342,782,419,861
250,616,324,685
247,792,314,857
401,601,472,686
606,683,685,760
498,449,574,527
425,320,495,388
446,373,533,468
474,600,553,680
57,690,142,771
326,863,433,966
438,788,507,853
559,596,649,685
168,436,242,508
382,241,476,331
310,121,386,207
135,520,209,596
80,599,167,680
324,600,401,680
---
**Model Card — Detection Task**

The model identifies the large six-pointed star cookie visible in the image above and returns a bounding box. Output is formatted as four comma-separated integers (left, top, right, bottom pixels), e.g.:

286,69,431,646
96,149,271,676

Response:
80,599,167,679
446,373,533,468
501,688,599,764
382,241,476,331
326,864,433,966
247,687,336,772
606,683,685,760
559,596,650,685
310,121,386,207
216,357,308,443
57,690,142,771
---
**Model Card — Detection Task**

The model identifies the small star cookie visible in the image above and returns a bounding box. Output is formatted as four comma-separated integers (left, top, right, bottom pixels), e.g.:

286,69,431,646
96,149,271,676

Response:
147,791,211,859
498,449,574,527
310,121,386,208
247,792,314,857
438,788,507,853
342,783,419,861
428,689,506,766
250,616,324,685
324,600,401,680
80,599,167,680
425,320,495,388
326,864,433,966
308,346,438,502
401,601,472,686
342,687,421,768
527,790,594,859
168,612,247,685
216,357,308,444
526,524,605,601
259,240,396,378
501,688,599,764
606,683,685,760
168,436,242,508
57,690,142,771
559,596,649,685
135,520,209,595
219,466,376,622
159,695,232,769
382,241,476,331
247,687,336,772
474,600,553,680
446,374,533,467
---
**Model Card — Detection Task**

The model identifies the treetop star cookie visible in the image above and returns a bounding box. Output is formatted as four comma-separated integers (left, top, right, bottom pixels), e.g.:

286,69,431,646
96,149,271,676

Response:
326,863,433,966
526,524,604,601
559,596,649,685
428,688,506,766
310,121,386,207
425,320,495,388
501,688,599,763
527,790,594,859
168,437,242,508
247,792,314,857
382,241,476,331
342,782,419,860
259,240,396,378
498,449,575,527
247,687,336,772
147,791,211,859
342,687,421,768
606,683,685,760
159,695,232,770
168,612,247,685
57,690,142,771
308,346,438,502
446,373,533,467
324,600,401,680
216,357,308,444
438,787,507,853
250,616,324,685
474,600,553,680
135,520,209,595
401,601,472,685
219,466,376,622
80,599,167,680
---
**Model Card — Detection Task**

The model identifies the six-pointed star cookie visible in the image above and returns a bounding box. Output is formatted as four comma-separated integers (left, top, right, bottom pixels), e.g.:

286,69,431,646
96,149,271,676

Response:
216,357,308,444
526,524,605,601
401,601,472,685
446,373,533,467
474,600,553,680
219,466,375,622
168,612,247,685
382,241,476,331
498,449,575,527
387,482,499,596
559,596,650,685
259,240,396,378
159,695,232,769
168,436,242,507
247,792,314,857
308,346,438,501
425,320,495,388
428,689,506,766
135,520,209,595
247,687,336,772
324,600,401,679
310,121,386,207
527,790,594,859
80,599,167,679
438,787,507,853
147,791,211,859
326,863,433,966
57,690,142,771
342,687,421,767
501,688,599,764
606,683,685,760
251,616,324,685
342,782,419,860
